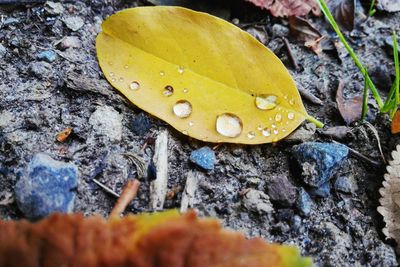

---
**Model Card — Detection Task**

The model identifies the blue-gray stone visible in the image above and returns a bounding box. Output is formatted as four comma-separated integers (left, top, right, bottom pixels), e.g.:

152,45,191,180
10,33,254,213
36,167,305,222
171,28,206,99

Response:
335,176,355,194
291,142,349,187
37,50,57,63
130,113,152,136
309,182,331,198
296,188,313,217
190,147,215,171
15,153,78,220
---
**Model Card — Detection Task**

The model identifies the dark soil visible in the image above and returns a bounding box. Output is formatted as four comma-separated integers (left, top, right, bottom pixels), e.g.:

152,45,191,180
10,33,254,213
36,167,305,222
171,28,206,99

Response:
1,0,400,266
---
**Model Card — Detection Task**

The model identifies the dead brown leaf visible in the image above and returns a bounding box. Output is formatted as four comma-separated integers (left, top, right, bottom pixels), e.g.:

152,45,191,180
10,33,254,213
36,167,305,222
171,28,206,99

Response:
246,0,321,17
392,110,400,134
336,80,363,125
327,0,355,31
288,16,324,55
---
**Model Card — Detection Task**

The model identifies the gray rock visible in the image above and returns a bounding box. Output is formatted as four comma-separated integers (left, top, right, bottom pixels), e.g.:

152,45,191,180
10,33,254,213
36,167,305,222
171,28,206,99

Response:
266,175,297,207
242,189,274,214
335,176,357,194
272,24,289,37
15,153,78,220
190,147,215,171
37,50,57,63
89,106,122,142
297,188,313,217
291,142,349,187
285,123,316,143
29,62,52,79
63,16,84,32
45,1,65,15
309,182,331,198
0,44,6,58
58,36,81,50
3,18,20,27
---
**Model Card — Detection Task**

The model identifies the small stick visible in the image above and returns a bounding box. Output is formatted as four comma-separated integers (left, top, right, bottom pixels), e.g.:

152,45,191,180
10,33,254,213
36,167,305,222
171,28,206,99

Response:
92,178,120,198
297,85,324,106
282,37,300,71
150,131,169,210
332,140,381,167
110,180,140,217
180,171,199,213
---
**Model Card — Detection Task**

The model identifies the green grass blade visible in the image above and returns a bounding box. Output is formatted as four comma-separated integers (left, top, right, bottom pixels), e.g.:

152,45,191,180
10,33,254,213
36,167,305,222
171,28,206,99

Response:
361,77,369,121
316,0,383,108
368,0,376,17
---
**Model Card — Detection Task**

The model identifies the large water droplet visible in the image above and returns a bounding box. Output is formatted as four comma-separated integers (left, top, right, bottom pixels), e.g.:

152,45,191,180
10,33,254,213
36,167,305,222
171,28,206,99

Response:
288,112,295,120
216,113,243,138
130,81,140,91
255,95,278,110
275,113,282,122
178,66,185,74
163,85,174,97
247,131,255,139
173,100,192,118
262,128,271,137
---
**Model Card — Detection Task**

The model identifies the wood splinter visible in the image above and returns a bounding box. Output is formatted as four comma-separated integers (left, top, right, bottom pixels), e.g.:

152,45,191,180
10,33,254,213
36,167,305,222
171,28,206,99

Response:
110,179,141,218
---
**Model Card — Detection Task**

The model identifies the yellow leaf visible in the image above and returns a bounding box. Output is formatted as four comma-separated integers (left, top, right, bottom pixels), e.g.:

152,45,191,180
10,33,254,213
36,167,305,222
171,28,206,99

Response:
96,7,322,144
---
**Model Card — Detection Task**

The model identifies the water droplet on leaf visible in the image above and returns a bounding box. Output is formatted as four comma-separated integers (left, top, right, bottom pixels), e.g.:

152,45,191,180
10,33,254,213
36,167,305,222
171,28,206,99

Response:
178,66,185,74
173,100,192,118
163,85,174,96
189,121,194,127
288,112,295,120
273,129,279,135
255,95,278,110
262,128,271,137
275,113,282,122
160,71,165,76
216,113,243,138
130,81,140,90
183,88,189,93
247,131,255,139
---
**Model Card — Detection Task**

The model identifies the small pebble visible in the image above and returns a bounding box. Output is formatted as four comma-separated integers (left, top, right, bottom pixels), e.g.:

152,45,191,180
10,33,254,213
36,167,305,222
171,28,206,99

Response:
266,175,298,207
129,113,152,136
309,182,331,198
63,16,84,32
37,50,57,63
242,189,274,215
58,36,81,50
15,153,78,220
45,1,65,15
89,106,123,142
190,147,215,171
0,44,6,58
272,24,289,37
335,176,357,194
29,62,52,79
3,18,20,27
296,188,313,217
291,142,349,187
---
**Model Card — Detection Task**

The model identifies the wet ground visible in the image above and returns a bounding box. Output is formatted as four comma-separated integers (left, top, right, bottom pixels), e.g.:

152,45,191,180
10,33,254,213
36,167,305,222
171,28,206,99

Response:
1,0,400,266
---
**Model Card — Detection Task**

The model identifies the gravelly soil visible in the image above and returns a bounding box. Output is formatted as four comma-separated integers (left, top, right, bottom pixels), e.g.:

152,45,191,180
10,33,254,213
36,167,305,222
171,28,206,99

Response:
1,0,400,266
